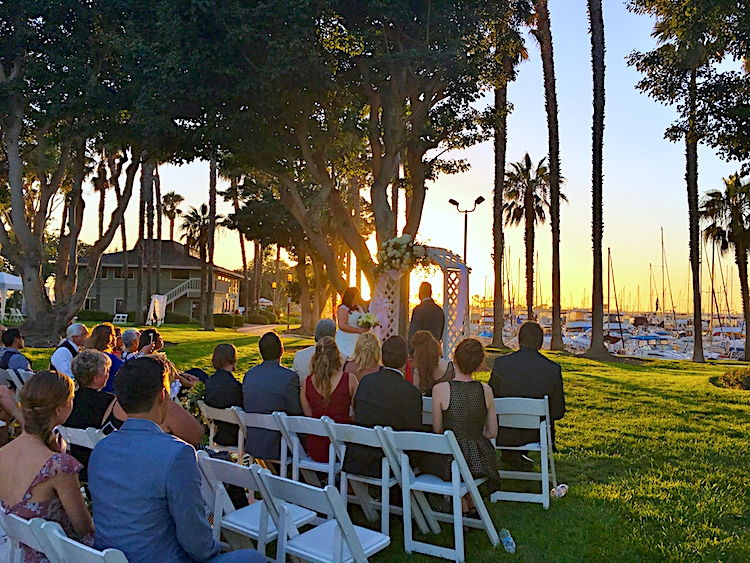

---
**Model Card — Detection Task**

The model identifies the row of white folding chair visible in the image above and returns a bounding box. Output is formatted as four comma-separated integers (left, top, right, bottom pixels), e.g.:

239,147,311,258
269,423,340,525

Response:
197,401,246,461
56,426,106,451
491,395,557,509
0,511,128,563
0,368,34,402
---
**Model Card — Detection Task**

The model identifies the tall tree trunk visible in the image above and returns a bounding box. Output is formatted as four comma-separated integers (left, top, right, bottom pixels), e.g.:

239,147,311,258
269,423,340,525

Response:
136,164,150,324
297,246,314,333
274,244,281,316
687,68,704,362
535,0,564,349
525,190,535,320
205,158,217,330
145,163,154,307
252,241,262,313
311,249,326,321
169,217,175,241
492,82,507,348
736,249,750,361
231,176,250,320
121,214,129,312
95,169,105,310
154,165,162,294
585,0,610,358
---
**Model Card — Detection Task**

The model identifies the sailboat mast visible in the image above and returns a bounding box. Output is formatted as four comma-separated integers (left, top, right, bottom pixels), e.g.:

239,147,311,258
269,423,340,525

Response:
661,228,667,327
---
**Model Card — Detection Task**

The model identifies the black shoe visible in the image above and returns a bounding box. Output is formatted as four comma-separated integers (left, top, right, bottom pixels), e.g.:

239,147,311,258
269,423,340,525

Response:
502,451,534,471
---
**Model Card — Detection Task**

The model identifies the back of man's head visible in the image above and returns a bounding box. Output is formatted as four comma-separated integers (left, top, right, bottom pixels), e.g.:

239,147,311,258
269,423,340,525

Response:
259,332,283,361
67,323,85,339
518,321,544,350
314,319,337,342
382,336,408,370
418,282,432,300
114,357,167,414
2,328,21,347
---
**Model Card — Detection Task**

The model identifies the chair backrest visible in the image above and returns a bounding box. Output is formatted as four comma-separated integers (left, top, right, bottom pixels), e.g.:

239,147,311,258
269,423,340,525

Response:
494,397,548,430
198,401,238,425
325,421,381,449
197,450,259,493
421,396,433,425
56,426,105,450
232,407,277,432
0,368,34,400
383,428,454,456
0,512,54,560
112,314,128,325
253,467,369,563
43,521,129,563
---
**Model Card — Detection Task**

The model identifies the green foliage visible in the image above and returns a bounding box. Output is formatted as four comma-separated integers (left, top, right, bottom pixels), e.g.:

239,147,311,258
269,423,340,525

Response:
213,314,235,328
718,367,750,390
165,311,190,324
233,315,245,327
258,309,278,324
246,313,268,325
180,381,205,423
76,310,113,322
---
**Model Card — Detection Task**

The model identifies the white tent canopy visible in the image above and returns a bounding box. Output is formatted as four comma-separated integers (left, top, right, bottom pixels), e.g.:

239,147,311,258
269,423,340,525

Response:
0,272,23,322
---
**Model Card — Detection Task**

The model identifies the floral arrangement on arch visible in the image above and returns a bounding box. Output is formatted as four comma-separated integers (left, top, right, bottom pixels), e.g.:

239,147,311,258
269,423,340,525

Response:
374,234,432,274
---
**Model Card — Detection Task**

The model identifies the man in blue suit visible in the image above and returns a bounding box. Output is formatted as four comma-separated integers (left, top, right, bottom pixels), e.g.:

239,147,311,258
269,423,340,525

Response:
88,357,264,563
242,332,303,463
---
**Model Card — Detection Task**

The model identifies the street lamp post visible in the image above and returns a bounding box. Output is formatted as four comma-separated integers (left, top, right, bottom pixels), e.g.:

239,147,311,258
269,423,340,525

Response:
448,196,485,263
271,281,277,316
286,273,293,333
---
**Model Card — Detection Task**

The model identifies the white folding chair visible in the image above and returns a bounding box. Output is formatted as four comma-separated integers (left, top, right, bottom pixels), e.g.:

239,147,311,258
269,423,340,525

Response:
253,466,390,563
421,396,433,426
0,512,56,563
231,407,291,472
196,452,316,555
491,396,557,509
274,413,343,487
384,428,500,563
0,369,34,402
198,401,244,462
55,426,106,451
112,314,128,325
42,521,129,563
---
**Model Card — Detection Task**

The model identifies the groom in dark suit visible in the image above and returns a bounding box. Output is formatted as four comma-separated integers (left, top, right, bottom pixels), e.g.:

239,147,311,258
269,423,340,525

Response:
408,282,445,345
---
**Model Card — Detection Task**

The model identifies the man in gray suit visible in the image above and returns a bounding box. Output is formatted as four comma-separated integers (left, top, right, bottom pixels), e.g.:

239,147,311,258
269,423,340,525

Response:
242,332,303,462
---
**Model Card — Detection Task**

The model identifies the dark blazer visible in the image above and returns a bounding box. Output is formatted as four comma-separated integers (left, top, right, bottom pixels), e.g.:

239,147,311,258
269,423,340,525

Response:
489,347,565,447
408,298,445,344
242,360,302,460
204,369,244,447
343,367,423,478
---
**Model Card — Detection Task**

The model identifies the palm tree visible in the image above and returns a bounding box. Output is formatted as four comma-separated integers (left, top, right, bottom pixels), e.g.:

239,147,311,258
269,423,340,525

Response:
205,158,217,331
504,154,567,320
700,174,750,360
162,191,184,241
585,0,610,359
531,0,564,349
221,174,250,321
92,155,110,309
181,204,210,324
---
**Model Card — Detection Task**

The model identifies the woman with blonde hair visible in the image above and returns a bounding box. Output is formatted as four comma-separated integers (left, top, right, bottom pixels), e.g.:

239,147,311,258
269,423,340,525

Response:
410,330,454,395
342,332,382,380
85,322,124,393
0,371,94,562
301,336,359,462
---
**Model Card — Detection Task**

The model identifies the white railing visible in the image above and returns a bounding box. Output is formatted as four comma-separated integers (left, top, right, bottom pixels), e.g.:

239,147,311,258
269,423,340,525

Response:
164,278,201,306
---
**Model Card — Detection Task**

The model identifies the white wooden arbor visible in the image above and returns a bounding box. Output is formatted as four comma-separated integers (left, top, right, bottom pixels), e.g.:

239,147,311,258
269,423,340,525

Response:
371,246,469,357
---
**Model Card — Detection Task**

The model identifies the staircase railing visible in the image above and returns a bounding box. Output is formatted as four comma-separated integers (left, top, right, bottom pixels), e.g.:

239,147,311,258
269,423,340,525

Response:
164,278,201,306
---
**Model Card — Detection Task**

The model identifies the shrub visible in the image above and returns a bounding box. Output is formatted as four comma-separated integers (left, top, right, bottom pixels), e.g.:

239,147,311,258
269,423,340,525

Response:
214,314,235,328
189,318,201,325
246,313,268,325
165,311,190,324
234,315,245,327
77,310,113,322
260,310,278,324
719,368,750,390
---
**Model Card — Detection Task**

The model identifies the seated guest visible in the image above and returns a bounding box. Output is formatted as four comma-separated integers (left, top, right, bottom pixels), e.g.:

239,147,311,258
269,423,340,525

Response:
489,321,565,468
0,384,18,446
204,343,243,447
0,328,31,371
292,318,336,381
65,350,126,478
424,338,501,512
0,371,93,562
85,323,124,393
50,323,89,378
343,335,423,478
242,332,302,463
410,330,454,396
300,337,358,462
342,332,382,381
120,328,141,361
135,328,203,392
88,357,264,563
149,355,205,447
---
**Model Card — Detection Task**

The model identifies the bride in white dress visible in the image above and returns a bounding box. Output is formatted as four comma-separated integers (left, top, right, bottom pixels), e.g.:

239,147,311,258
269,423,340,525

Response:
335,287,367,359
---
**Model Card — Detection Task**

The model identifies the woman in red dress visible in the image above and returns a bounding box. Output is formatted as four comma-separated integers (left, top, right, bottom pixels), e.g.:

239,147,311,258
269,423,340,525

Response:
300,336,359,462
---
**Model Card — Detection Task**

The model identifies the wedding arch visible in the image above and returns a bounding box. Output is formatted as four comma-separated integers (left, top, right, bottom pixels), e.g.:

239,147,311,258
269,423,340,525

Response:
371,246,469,357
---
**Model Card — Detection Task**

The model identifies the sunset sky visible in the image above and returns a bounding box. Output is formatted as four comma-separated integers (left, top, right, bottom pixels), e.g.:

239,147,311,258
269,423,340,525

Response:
80,1,745,313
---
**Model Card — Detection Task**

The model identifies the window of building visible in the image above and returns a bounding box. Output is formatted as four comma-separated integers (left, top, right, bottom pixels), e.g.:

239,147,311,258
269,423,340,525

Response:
84,298,96,310
171,269,190,280
114,298,126,314
113,268,135,279
101,268,108,279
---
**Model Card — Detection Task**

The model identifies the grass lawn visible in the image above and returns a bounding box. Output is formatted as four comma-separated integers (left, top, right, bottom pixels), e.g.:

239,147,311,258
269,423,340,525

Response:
23,325,750,562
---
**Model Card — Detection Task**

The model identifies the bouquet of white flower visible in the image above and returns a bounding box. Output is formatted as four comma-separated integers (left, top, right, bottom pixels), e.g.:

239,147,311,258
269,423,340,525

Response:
357,312,381,329
374,234,432,274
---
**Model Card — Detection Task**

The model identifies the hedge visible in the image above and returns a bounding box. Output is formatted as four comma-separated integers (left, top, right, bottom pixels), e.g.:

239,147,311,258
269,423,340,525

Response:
234,315,245,327
246,313,268,325
165,311,190,324
214,314,235,328
77,310,113,322
259,309,278,324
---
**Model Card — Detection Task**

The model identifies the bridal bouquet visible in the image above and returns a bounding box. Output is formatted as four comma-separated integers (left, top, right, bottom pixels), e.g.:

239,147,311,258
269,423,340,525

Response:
375,234,431,274
357,312,381,329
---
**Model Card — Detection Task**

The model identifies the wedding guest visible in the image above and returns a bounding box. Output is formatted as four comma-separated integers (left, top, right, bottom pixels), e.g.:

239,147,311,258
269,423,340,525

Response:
49,323,89,378
134,328,203,391
407,282,445,347
65,350,126,478
410,330,454,395
342,332,382,381
300,337,358,462
242,332,302,464
0,371,93,562
292,318,336,381
335,287,367,359
0,328,32,371
0,384,19,446
121,329,141,361
112,327,124,359
424,338,500,514
204,343,243,447
88,357,264,563
85,323,124,393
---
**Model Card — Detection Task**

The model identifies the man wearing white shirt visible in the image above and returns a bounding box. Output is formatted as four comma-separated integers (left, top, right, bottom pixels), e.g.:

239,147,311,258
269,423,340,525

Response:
50,323,89,378
292,318,336,380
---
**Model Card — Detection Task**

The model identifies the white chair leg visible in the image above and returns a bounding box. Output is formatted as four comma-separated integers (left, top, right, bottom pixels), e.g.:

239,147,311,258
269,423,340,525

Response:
452,465,464,563
402,461,414,554
541,426,550,509
381,457,390,536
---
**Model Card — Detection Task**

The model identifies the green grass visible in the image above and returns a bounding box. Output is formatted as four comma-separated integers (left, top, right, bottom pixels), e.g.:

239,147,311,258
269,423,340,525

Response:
24,326,750,562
